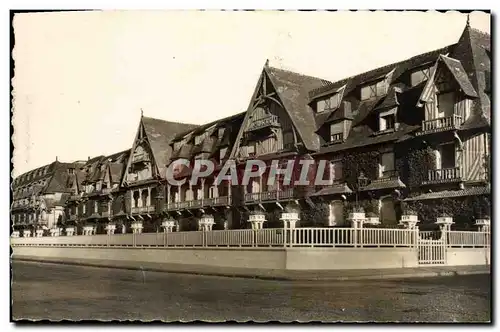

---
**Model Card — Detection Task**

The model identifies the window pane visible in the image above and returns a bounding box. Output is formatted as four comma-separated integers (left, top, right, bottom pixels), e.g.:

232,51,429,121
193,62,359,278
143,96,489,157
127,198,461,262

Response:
330,94,339,109
376,80,386,95
317,99,326,112
438,92,455,117
440,144,455,169
381,152,395,173
330,122,343,135
361,86,372,100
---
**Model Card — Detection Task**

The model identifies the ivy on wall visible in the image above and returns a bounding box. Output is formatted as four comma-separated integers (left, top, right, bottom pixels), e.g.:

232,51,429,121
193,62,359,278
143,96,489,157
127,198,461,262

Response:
397,144,436,190
404,195,491,229
342,150,380,190
300,202,329,227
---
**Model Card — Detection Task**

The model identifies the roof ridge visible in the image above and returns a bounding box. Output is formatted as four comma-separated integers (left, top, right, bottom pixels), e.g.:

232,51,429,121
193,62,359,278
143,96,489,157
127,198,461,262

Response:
470,27,490,39
266,65,332,84
310,44,454,98
141,116,197,127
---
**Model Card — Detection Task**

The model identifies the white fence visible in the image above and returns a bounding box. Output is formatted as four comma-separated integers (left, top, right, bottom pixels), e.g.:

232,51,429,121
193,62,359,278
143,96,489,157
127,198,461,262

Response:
10,228,490,249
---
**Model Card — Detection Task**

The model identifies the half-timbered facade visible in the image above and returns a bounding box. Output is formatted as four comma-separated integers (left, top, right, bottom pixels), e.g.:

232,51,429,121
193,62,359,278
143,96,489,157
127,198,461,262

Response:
11,23,490,234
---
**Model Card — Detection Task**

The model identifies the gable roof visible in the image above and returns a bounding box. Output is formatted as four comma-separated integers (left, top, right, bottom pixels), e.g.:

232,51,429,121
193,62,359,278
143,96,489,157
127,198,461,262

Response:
440,56,478,98
140,116,198,177
265,65,332,151
309,45,453,102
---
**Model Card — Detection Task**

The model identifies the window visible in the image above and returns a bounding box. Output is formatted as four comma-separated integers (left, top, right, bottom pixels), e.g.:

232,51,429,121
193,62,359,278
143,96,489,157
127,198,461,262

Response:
379,152,395,178
411,66,431,86
330,122,344,142
316,93,340,112
379,113,396,131
68,168,74,175
437,92,455,118
361,79,387,100
94,201,98,213
436,143,456,169
82,203,86,215
329,160,343,182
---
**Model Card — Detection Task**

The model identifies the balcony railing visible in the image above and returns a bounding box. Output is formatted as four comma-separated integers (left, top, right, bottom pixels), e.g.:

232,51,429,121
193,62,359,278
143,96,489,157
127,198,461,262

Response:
165,196,232,211
329,132,344,144
246,115,280,132
423,167,461,184
244,188,299,203
132,153,150,163
418,114,462,135
131,205,156,214
371,170,400,184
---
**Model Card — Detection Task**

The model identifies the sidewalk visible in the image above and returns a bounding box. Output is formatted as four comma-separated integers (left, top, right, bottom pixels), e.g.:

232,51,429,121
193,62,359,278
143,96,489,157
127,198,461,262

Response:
12,255,490,281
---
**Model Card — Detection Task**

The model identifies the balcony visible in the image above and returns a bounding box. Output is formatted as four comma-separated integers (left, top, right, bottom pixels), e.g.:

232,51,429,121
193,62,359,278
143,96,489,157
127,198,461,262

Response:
165,196,232,211
244,188,299,203
328,132,344,145
423,167,462,185
372,170,400,183
132,153,150,163
417,115,462,136
246,115,280,132
131,205,156,214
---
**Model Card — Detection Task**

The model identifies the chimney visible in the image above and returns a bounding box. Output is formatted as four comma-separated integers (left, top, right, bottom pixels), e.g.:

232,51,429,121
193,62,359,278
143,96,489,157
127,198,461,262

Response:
88,156,90,161
55,156,58,162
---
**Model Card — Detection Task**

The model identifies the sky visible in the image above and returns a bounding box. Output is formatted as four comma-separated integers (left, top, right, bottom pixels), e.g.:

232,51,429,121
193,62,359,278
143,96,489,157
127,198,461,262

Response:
11,10,490,177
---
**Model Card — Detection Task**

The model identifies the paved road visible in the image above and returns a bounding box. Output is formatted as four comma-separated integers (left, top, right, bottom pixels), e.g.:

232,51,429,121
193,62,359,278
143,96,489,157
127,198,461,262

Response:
11,261,491,322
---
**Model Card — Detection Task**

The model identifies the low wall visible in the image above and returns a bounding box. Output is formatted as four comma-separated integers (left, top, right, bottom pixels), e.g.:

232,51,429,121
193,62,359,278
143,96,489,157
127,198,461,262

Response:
12,246,287,270
13,245,419,270
286,248,419,270
446,248,490,266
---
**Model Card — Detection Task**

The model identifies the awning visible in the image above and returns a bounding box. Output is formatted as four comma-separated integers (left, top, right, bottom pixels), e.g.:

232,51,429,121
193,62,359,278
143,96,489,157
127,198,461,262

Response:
404,186,490,201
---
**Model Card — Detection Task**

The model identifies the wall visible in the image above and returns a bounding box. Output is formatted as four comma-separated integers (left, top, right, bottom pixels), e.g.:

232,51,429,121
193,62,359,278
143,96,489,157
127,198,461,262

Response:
446,248,490,266
12,246,287,270
285,247,419,270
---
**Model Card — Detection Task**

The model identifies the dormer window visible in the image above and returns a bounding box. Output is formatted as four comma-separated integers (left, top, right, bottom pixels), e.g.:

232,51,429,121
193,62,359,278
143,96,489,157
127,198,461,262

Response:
379,108,397,132
68,168,74,175
316,93,340,113
329,122,345,144
411,65,432,87
361,79,387,101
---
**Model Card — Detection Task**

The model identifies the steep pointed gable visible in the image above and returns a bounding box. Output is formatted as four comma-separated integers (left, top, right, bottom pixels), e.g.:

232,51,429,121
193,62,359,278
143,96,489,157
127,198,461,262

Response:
417,55,478,106
264,65,332,151
122,116,198,185
450,24,491,123
141,116,198,177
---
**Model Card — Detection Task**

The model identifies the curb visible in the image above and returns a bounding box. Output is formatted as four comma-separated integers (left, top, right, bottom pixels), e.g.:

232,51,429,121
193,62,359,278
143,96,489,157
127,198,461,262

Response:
12,257,490,282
